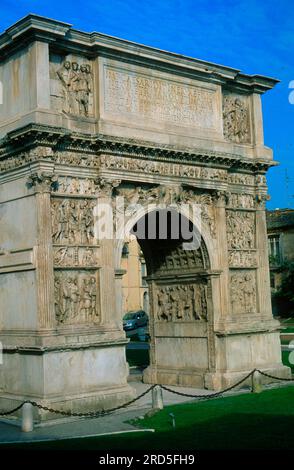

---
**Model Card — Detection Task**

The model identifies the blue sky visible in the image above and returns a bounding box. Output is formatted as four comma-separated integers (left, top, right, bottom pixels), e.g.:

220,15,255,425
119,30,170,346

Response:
1,0,293,209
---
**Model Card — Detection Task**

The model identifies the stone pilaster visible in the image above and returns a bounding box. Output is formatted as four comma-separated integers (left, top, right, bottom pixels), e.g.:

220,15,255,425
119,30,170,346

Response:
28,172,56,329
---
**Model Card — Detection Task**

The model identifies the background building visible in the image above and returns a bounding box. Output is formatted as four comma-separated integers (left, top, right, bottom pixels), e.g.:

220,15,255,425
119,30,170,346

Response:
121,236,148,314
267,209,294,291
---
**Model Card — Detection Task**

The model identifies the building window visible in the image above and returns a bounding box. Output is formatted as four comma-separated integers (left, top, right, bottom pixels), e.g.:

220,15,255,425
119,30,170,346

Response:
122,243,129,257
268,235,281,264
141,261,147,286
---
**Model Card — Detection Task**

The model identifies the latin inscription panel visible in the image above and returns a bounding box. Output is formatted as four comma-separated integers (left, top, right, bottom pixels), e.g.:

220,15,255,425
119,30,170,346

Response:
101,60,221,133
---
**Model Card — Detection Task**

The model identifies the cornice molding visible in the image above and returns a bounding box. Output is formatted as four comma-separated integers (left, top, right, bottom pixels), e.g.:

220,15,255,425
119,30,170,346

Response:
0,123,277,173
0,14,279,94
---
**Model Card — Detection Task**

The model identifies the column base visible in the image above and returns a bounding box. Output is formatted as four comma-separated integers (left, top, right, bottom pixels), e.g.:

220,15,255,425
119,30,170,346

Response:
143,364,292,391
0,384,136,423
204,364,292,391
143,365,205,388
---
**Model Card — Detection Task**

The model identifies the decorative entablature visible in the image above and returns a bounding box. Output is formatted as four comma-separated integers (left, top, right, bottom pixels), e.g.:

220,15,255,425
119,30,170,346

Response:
0,123,276,176
0,15,278,95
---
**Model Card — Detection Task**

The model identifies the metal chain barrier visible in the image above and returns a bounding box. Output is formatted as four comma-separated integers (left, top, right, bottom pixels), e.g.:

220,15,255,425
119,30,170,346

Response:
0,384,157,418
256,369,294,382
0,403,26,417
0,369,293,418
160,369,256,399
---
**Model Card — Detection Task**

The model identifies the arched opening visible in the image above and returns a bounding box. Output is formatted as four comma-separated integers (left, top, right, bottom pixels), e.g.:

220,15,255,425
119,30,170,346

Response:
120,207,213,388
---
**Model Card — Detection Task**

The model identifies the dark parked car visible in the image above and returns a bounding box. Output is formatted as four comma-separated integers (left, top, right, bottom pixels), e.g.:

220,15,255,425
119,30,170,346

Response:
123,310,148,331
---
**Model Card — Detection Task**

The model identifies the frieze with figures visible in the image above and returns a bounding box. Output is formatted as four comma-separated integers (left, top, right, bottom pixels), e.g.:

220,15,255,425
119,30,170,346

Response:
226,210,255,250
53,246,99,267
54,271,99,325
156,283,208,321
230,270,257,314
51,198,95,245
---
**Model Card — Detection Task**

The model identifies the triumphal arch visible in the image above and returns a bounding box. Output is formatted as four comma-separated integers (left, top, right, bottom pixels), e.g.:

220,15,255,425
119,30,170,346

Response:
0,15,290,419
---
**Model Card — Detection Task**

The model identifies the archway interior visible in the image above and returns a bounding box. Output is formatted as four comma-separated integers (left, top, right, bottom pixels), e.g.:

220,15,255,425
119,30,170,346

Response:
122,208,212,384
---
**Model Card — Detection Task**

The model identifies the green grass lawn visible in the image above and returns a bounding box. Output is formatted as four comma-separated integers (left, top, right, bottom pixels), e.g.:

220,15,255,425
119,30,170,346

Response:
2,386,294,451
281,327,294,333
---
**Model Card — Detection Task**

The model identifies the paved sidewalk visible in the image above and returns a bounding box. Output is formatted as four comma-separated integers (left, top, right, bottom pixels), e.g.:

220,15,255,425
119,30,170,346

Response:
0,382,224,444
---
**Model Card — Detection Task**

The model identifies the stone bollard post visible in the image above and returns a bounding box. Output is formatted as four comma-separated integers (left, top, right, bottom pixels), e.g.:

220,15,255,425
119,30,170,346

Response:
251,370,262,393
21,402,34,432
152,385,164,410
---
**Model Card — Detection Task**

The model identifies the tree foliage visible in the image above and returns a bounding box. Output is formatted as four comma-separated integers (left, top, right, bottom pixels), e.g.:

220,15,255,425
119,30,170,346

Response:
273,261,294,318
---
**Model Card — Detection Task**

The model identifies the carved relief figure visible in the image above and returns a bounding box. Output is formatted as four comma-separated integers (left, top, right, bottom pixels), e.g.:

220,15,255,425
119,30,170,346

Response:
156,283,207,322
100,155,228,181
54,246,98,267
228,250,257,268
226,211,255,249
52,198,95,245
227,193,255,209
56,59,93,116
157,288,169,321
230,271,256,314
180,190,216,238
223,95,250,143
54,272,99,324
54,247,73,266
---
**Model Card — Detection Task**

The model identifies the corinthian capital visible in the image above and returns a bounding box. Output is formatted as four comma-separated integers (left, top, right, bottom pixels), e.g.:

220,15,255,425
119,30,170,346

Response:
27,172,58,193
96,177,121,198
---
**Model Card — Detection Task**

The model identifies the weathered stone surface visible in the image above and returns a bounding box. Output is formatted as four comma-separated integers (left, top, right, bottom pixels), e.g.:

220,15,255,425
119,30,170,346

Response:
0,15,290,420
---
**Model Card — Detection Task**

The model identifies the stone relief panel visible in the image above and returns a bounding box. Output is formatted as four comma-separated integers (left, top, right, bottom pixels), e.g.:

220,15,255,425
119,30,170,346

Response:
53,246,98,267
158,245,204,272
230,271,257,314
156,283,207,321
101,154,228,182
227,173,255,186
55,177,98,196
223,93,251,144
103,64,220,131
50,54,94,116
228,250,257,268
54,271,99,325
226,211,255,249
115,183,216,239
226,193,255,209
180,190,216,238
51,198,95,245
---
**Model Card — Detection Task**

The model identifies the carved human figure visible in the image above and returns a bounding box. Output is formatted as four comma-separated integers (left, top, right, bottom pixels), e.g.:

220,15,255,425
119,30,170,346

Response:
53,200,69,243
77,64,92,116
230,275,242,313
168,287,178,321
69,62,80,114
70,178,81,194
80,278,92,318
89,277,97,316
243,274,256,312
68,200,78,243
55,247,72,266
83,247,95,265
80,200,94,244
199,284,208,319
54,278,62,322
61,277,73,321
183,285,193,320
69,277,80,319
56,60,72,113
176,286,186,319
223,96,249,143
157,288,169,320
